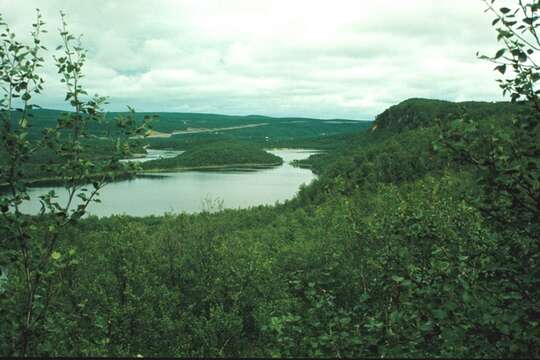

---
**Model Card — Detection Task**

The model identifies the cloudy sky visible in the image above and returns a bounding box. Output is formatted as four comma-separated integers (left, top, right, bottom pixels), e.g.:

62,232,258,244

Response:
1,0,505,119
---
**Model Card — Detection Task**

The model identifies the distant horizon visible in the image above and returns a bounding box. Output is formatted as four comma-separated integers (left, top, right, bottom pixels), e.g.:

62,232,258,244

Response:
23,105,374,122
1,0,506,120
20,95,517,123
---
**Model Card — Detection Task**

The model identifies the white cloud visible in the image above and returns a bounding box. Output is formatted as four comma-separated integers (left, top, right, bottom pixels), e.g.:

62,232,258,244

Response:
0,0,506,119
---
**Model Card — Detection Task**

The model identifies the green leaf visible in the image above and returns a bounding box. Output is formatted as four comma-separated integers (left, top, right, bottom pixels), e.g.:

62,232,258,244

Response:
19,117,28,129
432,309,447,320
420,321,433,332
494,48,505,59
401,279,413,287
51,251,61,260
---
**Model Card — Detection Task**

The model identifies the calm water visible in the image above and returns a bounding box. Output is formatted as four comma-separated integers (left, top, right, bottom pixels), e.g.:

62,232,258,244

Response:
19,149,318,217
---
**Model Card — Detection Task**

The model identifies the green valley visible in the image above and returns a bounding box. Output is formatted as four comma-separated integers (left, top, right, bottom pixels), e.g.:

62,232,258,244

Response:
3,97,538,357
1,1,540,358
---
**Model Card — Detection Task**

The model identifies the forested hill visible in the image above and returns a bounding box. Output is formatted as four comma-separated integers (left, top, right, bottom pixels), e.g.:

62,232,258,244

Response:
141,141,282,170
3,95,539,358
371,98,532,133
11,108,371,142
0,109,370,181
294,96,539,201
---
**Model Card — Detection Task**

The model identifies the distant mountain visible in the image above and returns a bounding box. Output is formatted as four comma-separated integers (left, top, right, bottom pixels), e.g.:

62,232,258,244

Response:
371,98,532,133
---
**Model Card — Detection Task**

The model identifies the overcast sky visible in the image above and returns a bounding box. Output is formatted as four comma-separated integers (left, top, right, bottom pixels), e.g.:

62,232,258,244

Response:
1,0,506,119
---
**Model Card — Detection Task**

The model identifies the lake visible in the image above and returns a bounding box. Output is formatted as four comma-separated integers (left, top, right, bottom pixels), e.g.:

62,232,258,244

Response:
18,149,318,217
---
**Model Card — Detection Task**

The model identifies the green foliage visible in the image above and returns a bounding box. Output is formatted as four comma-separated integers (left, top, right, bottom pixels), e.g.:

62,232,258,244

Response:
0,108,369,180
372,97,531,133
5,167,533,357
440,0,540,235
141,140,282,170
0,10,150,356
2,1,540,358
5,108,370,146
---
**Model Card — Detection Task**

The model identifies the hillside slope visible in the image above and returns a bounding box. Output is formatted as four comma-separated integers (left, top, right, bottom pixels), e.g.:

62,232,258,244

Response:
10,108,371,143
371,98,531,133
2,98,539,358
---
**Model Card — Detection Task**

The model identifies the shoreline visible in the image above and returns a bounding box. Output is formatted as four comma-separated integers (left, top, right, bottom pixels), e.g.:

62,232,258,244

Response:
0,161,285,189
141,161,283,173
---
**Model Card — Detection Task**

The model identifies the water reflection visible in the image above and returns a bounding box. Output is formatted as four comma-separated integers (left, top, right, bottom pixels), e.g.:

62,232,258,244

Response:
19,149,318,217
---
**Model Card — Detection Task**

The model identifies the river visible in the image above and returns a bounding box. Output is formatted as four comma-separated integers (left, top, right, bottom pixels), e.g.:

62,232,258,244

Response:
18,149,318,217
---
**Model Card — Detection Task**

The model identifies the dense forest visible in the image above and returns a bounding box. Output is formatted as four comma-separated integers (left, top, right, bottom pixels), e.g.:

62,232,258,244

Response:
141,141,283,170
0,109,369,180
3,96,539,357
371,97,532,133
1,1,540,358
